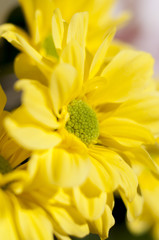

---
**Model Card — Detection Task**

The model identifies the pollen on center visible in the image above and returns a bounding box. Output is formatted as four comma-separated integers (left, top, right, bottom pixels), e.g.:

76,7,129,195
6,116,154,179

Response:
65,99,99,145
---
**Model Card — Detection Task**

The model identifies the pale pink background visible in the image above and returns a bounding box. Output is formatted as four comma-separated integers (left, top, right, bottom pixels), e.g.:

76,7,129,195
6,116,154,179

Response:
116,0,159,75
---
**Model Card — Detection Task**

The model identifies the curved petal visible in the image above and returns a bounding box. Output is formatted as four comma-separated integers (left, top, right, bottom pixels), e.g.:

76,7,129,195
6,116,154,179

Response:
67,12,88,48
14,53,47,84
30,135,90,187
89,28,115,80
4,117,61,150
10,193,53,240
120,190,144,222
19,0,54,43
0,24,53,76
50,63,78,115
52,8,64,49
90,145,138,201
61,40,85,83
125,147,159,176
88,205,115,239
100,117,155,147
73,181,107,221
113,94,159,135
47,205,89,238
15,80,59,129
0,191,19,240
87,50,154,105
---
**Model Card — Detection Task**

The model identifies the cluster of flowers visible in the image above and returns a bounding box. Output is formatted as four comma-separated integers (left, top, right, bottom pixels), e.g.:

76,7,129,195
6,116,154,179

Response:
0,0,159,239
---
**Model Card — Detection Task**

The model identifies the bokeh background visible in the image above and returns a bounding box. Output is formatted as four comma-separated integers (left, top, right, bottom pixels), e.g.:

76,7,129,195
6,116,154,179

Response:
0,0,159,239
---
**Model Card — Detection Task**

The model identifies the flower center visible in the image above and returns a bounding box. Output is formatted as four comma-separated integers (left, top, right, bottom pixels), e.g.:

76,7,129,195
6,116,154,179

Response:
0,155,12,174
65,100,99,145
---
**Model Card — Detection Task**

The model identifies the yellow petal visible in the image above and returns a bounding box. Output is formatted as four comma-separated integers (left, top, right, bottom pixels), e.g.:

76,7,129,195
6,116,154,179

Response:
52,8,64,49
90,145,138,201
87,50,154,105
0,191,19,240
48,205,89,238
100,117,155,147
113,94,159,135
0,24,53,76
0,85,6,114
120,190,144,222
88,157,115,192
11,194,53,240
15,80,59,129
73,182,107,221
125,146,159,176
19,0,54,43
67,12,88,47
50,63,78,115
61,40,85,83
14,53,47,85
88,205,115,239
30,136,90,187
4,117,61,150
89,29,115,79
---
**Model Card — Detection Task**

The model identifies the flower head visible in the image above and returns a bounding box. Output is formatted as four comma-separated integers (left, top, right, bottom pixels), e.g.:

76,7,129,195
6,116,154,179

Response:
4,24,159,207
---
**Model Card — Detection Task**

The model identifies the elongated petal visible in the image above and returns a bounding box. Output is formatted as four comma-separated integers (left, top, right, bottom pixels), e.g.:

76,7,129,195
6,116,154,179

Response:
88,157,115,192
113,94,159,135
67,12,88,47
14,53,47,84
89,29,115,79
15,80,59,129
100,117,155,147
90,146,138,201
0,191,19,240
88,205,115,239
4,118,61,150
0,24,53,76
125,146,159,176
19,0,54,43
52,8,64,49
87,50,154,105
48,206,89,238
30,135,90,187
73,183,106,221
120,190,144,222
61,40,85,83
50,63,78,115
11,194,53,240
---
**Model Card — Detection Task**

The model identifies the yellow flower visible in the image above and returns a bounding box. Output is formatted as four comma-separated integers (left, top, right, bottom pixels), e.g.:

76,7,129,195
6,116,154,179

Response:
19,0,129,53
4,25,159,205
0,84,115,239
127,144,159,240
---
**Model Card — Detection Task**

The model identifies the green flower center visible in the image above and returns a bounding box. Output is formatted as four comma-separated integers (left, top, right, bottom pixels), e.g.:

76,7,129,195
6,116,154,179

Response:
65,100,99,145
0,155,12,174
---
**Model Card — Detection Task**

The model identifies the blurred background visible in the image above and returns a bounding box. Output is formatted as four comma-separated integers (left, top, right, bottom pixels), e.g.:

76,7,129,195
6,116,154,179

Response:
0,0,159,239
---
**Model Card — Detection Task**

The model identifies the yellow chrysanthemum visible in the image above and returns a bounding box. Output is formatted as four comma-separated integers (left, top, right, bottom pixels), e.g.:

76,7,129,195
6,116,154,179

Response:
1,8,159,231
19,0,129,53
0,84,115,239
4,23,159,209
127,144,159,240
